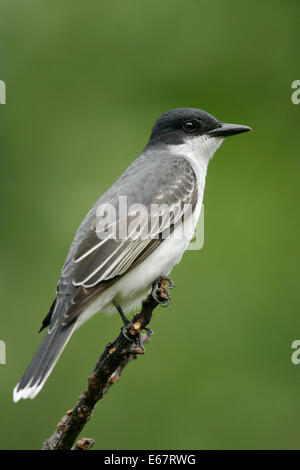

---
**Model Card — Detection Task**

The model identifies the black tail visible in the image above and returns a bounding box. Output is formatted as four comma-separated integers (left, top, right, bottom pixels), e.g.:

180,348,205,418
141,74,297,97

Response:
13,321,76,402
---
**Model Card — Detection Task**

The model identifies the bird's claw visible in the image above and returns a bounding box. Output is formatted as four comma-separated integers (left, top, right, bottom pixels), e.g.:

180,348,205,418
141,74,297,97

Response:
143,326,154,336
128,334,145,355
151,276,174,307
121,322,134,341
121,322,147,354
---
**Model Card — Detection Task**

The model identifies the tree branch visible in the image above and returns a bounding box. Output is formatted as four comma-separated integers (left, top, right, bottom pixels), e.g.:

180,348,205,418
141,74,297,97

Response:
41,277,173,450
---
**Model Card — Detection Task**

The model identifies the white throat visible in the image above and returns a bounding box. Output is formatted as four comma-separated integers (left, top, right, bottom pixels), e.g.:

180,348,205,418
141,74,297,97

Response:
168,135,224,206
169,135,223,172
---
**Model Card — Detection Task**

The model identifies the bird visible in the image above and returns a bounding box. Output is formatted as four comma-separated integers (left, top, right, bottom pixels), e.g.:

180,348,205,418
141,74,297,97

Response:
13,107,252,402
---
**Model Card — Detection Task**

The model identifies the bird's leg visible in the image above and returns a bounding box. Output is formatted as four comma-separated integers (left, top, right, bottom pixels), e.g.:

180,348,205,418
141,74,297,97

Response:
114,303,141,350
152,276,174,307
114,302,135,342
114,303,131,325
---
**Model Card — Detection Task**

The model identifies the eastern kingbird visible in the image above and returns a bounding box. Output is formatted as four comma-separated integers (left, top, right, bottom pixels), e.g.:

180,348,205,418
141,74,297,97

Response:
13,107,251,401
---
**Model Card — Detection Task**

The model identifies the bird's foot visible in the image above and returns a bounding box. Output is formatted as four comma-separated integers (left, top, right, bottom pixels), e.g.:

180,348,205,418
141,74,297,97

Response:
152,276,174,307
119,321,145,354
128,333,145,355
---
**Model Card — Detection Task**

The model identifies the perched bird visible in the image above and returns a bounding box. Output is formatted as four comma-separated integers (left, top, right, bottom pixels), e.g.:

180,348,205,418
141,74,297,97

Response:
13,107,251,401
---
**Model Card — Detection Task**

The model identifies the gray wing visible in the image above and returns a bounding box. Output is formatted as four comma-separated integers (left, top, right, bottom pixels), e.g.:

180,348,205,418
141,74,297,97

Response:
55,154,198,325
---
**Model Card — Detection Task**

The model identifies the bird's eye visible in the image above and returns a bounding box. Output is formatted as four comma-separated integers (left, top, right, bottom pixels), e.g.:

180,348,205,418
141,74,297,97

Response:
183,121,196,133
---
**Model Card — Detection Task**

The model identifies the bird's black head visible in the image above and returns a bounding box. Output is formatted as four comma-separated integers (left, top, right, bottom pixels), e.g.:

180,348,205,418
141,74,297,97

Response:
148,107,251,145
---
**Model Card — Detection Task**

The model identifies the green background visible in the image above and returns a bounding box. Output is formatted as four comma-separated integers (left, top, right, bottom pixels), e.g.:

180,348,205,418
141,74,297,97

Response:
1,0,300,450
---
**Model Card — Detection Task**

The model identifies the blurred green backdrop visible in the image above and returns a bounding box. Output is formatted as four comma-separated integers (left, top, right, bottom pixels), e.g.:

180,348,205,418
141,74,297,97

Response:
0,0,300,450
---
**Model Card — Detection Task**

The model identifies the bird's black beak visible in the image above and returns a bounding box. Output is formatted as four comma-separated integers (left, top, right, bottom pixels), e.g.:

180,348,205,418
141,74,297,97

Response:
208,123,252,138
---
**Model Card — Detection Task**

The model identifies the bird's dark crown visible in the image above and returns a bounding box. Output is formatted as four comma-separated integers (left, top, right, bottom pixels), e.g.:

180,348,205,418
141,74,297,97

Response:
149,107,221,145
